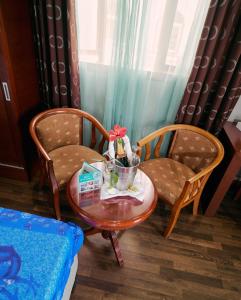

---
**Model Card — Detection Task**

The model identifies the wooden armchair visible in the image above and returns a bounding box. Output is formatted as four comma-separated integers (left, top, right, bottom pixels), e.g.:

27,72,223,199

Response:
30,108,109,220
137,124,224,238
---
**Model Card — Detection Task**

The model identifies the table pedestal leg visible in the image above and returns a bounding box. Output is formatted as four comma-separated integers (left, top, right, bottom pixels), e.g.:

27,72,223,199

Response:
102,231,124,266
84,227,101,236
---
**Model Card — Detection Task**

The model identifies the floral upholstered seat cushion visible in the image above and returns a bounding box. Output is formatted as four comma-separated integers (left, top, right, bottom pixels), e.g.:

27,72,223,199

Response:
139,158,195,205
49,145,104,186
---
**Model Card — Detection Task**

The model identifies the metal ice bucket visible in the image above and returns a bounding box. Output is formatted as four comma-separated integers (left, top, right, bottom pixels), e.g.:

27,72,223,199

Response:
114,162,139,191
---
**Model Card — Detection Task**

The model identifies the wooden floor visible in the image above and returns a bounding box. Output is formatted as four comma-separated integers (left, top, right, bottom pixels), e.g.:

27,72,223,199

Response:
0,175,241,300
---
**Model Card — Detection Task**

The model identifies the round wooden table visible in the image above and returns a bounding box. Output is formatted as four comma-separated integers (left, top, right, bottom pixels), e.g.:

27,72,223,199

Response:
67,163,158,266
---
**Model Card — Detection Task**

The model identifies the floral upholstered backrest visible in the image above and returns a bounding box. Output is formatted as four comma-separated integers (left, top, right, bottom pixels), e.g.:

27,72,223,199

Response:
36,113,80,152
169,129,218,173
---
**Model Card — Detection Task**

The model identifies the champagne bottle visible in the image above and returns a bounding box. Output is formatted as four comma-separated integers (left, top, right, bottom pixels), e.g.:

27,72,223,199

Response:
116,138,129,167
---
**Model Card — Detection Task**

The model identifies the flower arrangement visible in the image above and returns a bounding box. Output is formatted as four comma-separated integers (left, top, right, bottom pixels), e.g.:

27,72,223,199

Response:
108,125,138,167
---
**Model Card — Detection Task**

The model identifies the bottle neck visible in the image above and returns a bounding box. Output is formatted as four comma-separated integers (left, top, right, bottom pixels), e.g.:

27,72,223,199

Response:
116,138,125,158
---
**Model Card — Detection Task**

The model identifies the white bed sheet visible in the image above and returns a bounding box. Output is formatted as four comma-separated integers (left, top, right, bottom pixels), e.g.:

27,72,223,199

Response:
62,255,78,300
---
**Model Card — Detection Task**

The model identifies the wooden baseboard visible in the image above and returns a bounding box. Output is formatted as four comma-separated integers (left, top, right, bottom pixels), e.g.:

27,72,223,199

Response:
0,163,29,181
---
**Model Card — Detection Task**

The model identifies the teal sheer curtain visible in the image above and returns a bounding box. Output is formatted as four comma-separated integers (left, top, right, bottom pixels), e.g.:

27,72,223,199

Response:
76,0,210,144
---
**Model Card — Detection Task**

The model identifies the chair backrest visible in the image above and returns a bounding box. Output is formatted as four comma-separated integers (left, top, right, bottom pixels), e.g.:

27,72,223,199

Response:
169,129,218,173
30,108,109,154
167,126,224,206
137,124,224,178
36,113,80,152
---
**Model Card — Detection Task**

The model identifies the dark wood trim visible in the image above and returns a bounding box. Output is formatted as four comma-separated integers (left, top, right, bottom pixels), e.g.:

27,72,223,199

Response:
0,0,41,180
102,231,124,266
205,155,240,216
204,122,241,216
0,163,28,181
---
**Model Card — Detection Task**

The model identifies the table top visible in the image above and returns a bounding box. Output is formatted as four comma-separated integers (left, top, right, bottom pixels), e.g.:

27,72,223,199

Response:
67,164,158,231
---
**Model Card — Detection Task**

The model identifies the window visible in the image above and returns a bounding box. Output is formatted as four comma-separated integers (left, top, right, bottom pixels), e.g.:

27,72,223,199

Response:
76,0,203,72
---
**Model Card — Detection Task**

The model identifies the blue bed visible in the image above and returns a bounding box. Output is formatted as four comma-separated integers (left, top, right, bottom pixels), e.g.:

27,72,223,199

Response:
0,207,84,300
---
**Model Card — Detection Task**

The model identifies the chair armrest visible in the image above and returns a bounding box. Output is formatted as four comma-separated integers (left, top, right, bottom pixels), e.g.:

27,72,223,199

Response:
29,119,51,162
36,149,58,193
29,120,59,191
188,168,212,184
137,124,183,148
80,110,109,141
137,129,164,148
91,122,109,154
47,160,59,193
35,145,59,192
36,142,51,162
137,126,175,160
94,122,109,141
78,110,109,153
175,167,215,208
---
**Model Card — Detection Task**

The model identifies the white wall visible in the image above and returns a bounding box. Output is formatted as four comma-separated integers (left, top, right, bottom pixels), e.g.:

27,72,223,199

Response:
228,96,241,121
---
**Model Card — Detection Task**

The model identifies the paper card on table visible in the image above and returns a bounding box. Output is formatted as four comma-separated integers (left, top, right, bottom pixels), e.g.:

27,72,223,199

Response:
78,162,102,193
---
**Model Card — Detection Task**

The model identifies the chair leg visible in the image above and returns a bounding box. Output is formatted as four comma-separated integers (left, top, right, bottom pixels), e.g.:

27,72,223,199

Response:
53,190,61,220
163,207,181,239
193,194,201,216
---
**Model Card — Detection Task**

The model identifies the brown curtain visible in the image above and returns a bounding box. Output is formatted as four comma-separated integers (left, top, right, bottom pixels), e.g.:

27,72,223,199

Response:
32,0,80,108
176,0,241,134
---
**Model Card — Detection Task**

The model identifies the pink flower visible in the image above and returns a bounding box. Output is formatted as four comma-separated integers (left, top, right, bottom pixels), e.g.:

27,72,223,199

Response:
109,125,127,141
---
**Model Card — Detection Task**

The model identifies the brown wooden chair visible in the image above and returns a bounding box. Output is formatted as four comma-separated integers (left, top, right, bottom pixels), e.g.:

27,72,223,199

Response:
137,124,224,238
30,108,109,220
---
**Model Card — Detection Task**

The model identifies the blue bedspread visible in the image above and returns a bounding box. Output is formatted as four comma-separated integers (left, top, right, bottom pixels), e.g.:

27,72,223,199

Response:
0,207,84,300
